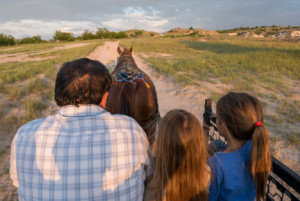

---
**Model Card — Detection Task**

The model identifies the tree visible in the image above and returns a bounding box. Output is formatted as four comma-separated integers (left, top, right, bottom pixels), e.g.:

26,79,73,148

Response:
95,28,110,38
95,28,128,39
81,30,96,40
0,33,15,46
20,35,44,44
53,31,75,41
134,30,143,37
189,26,194,30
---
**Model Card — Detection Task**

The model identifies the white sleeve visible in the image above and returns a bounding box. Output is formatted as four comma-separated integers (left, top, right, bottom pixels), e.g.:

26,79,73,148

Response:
10,135,19,187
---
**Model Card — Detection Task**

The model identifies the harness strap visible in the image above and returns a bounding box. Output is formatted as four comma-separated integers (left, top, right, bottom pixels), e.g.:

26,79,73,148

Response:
114,72,150,88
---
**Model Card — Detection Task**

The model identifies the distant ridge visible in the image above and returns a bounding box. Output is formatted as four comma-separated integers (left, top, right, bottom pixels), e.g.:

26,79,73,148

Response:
163,27,218,36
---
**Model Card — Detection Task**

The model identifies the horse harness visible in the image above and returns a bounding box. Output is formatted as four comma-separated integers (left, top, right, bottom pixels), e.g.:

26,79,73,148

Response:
113,54,160,132
114,72,150,88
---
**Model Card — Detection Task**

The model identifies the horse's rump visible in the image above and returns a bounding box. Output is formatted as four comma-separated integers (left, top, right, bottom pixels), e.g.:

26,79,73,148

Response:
118,81,137,117
106,46,160,146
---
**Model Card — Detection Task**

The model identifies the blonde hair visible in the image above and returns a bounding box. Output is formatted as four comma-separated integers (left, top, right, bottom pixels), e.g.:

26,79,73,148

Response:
216,92,272,201
150,109,210,201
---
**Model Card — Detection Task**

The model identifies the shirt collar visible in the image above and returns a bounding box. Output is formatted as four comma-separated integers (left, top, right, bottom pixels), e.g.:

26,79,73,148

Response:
58,104,106,117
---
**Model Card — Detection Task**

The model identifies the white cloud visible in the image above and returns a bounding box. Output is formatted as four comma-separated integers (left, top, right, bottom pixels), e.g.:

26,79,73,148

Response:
0,19,98,39
102,7,169,32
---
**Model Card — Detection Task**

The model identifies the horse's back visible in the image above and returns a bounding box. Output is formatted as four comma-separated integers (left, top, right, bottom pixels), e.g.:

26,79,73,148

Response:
107,77,156,122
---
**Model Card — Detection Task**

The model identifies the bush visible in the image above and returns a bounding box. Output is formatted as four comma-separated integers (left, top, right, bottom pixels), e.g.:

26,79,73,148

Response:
95,28,128,39
81,30,96,40
19,35,44,44
134,30,143,37
95,28,110,38
254,29,262,35
53,30,75,41
0,33,15,46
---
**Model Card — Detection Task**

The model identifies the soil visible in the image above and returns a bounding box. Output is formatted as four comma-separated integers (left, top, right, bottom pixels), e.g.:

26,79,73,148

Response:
0,43,90,64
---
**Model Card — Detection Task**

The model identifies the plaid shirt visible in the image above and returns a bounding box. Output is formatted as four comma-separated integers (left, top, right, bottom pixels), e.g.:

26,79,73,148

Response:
10,105,152,201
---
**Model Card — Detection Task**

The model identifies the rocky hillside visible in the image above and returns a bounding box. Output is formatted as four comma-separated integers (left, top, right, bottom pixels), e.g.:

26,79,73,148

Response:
160,26,300,40
163,27,219,36
125,29,161,37
219,26,300,40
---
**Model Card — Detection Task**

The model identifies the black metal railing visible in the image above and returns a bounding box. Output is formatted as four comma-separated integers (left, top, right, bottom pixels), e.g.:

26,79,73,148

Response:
203,99,300,201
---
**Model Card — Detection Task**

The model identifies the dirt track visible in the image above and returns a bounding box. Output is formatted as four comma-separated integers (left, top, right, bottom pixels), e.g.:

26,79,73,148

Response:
88,41,208,118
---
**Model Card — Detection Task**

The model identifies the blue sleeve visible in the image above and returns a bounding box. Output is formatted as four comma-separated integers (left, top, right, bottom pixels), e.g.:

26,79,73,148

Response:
208,156,223,201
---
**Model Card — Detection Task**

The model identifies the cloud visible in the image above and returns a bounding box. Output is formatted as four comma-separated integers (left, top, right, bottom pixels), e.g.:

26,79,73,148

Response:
101,7,168,32
0,0,299,39
0,19,99,39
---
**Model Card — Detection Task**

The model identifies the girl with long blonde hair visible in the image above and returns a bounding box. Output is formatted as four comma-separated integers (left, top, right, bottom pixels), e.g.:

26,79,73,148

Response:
144,109,211,201
208,92,272,201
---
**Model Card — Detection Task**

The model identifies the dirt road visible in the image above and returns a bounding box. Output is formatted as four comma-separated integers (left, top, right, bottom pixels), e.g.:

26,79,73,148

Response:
88,41,207,119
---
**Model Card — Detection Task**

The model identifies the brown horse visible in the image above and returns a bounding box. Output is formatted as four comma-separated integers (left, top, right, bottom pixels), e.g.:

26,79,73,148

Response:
106,46,160,146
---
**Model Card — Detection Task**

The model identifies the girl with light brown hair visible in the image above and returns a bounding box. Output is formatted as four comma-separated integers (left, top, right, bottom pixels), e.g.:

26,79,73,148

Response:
144,109,211,201
208,92,272,201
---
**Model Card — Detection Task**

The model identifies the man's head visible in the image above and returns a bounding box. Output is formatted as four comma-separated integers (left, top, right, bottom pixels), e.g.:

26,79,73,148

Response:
55,58,112,107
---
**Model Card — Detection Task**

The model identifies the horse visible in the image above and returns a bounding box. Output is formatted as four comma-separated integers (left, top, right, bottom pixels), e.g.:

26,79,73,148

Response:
106,46,160,146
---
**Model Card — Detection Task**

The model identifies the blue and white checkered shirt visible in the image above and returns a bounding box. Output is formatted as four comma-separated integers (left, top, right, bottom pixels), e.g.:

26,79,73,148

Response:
10,105,152,201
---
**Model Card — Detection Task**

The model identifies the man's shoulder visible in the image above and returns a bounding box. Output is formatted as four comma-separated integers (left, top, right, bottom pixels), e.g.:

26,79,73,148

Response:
17,118,44,133
16,115,55,137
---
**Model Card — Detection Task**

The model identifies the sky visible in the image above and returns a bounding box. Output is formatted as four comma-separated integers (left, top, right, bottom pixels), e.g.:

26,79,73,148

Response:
0,0,299,40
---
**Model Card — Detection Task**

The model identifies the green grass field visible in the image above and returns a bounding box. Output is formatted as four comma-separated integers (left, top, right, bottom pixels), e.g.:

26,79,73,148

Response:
120,36,300,148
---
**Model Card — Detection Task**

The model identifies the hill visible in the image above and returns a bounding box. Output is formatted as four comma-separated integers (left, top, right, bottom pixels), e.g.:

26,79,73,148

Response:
124,29,161,37
163,27,219,36
218,26,300,40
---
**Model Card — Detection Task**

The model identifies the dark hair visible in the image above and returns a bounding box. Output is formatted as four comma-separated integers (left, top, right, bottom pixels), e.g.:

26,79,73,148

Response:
55,58,112,106
216,92,271,201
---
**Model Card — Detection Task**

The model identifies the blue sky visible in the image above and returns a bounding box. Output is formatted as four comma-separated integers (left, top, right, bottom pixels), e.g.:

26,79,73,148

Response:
0,0,299,39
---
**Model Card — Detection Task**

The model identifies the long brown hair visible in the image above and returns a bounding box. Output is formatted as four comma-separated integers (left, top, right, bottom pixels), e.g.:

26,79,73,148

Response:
150,109,210,201
216,92,272,201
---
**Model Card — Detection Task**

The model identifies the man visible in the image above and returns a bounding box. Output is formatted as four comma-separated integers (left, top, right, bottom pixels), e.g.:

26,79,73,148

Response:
10,58,152,201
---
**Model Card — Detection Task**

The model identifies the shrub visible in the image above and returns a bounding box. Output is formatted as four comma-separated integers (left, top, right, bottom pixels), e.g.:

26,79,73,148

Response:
19,35,44,44
25,99,48,121
95,28,128,39
0,33,15,46
53,30,75,41
134,30,143,37
81,30,96,40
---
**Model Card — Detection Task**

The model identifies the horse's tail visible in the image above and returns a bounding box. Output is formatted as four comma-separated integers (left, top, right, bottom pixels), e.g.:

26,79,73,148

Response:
117,82,137,117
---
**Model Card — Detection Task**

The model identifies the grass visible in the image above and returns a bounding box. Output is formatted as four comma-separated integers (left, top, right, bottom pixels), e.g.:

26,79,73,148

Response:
210,91,223,103
277,99,300,123
0,40,104,85
286,133,300,147
0,40,93,54
120,36,300,87
264,114,283,126
24,99,48,121
175,74,193,86
121,36,300,148
28,78,51,93
0,109,3,119
1,115,26,134
4,85,26,100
